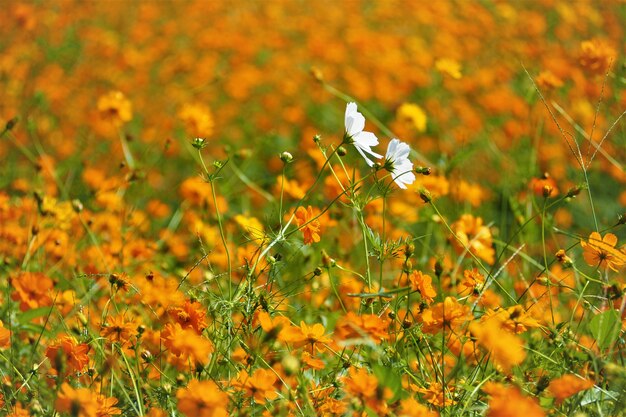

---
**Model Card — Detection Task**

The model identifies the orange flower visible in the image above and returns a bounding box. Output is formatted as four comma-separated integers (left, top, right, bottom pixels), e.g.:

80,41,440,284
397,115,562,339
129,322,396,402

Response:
460,268,485,294
580,232,626,272
481,305,540,334
294,206,321,244
469,319,526,373
579,39,616,75
416,381,456,407
167,300,208,334
97,91,132,126
162,323,213,364
342,367,392,414
0,320,11,348
450,214,495,265
55,383,121,417
10,272,54,312
484,382,545,417
397,396,439,417
176,379,228,417
335,312,390,344
178,103,214,138
233,368,278,404
547,374,594,405
408,270,437,304
100,315,136,346
419,297,472,334
45,335,90,375
280,321,332,352
6,403,31,417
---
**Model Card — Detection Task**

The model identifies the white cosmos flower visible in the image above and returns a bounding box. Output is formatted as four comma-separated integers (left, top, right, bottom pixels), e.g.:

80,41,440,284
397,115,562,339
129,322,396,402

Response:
384,138,416,189
344,102,382,167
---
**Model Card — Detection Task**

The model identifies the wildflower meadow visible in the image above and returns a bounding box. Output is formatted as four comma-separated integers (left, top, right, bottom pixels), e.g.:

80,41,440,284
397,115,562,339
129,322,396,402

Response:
1,1,626,416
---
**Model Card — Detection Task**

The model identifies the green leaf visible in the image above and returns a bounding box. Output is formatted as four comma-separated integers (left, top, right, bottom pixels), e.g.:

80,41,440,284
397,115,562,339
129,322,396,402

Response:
588,310,620,349
18,306,53,324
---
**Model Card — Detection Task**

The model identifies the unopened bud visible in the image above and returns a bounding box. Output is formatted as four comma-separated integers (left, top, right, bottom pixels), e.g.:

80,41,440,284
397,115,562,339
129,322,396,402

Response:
415,166,431,175
337,146,347,157
419,188,432,203
313,134,321,143
566,186,582,198
404,243,415,257
192,137,207,150
5,117,18,131
280,151,293,164
72,199,83,213
310,66,324,83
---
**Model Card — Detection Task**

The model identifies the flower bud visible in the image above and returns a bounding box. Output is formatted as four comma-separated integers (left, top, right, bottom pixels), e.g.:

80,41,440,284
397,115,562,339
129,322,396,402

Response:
280,151,293,164
337,146,347,156
72,199,83,213
310,66,324,83
419,188,432,203
192,137,207,150
566,185,582,198
313,134,321,143
5,117,18,131
415,166,431,175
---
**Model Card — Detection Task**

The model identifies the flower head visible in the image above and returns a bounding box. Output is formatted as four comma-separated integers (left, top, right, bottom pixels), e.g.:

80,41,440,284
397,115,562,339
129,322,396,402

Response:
344,102,382,167
384,138,416,189
580,232,626,272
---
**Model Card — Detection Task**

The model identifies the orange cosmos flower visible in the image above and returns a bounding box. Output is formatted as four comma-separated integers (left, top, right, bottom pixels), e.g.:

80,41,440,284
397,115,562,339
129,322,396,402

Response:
45,335,90,375
408,270,437,304
294,206,321,244
176,379,229,417
342,367,392,414
579,39,616,75
419,297,472,334
416,381,456,407
450,214,495,265
97,91,132,126
547,374,594,405
334,312,390,344
280,321,332,353
100,314,136,346
469,319,526,373
580,232,626,272
233,368,278,404
167,300,208,334
483,382,545,417
178,103,214,138
397,396,439,417
0,320,11,348
55,383,121,417
162,322,213,364
6,403,31,417
10,271,54,312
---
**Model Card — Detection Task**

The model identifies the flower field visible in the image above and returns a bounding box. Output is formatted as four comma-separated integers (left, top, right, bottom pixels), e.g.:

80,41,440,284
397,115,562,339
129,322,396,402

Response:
1,1,625,416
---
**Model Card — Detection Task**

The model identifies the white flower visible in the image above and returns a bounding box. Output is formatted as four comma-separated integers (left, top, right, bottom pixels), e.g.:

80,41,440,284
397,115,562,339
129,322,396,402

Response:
384,139,416,189
344,102,382,167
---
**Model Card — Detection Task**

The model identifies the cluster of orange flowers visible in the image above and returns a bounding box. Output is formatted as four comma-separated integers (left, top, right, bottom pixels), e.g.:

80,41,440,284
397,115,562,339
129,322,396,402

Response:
1,1,624,417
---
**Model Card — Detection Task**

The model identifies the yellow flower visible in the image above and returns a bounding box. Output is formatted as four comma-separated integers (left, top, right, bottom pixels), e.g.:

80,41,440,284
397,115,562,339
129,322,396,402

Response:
435,58,462,79
97,91,132,126
397,103,427,133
